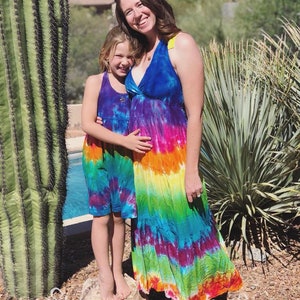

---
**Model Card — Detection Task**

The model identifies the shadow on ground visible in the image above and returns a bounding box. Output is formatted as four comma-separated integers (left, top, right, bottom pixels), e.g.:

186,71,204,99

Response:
62,231,94,281
61,231,134,280
61,231,170,299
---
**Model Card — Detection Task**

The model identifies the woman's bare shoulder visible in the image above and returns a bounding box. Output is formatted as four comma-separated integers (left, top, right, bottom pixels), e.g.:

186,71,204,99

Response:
174,32,199,51
170,32,202,70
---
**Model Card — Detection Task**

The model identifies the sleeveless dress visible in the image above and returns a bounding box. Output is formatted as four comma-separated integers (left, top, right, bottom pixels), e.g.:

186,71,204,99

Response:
126,39,242,299
82,72,136,219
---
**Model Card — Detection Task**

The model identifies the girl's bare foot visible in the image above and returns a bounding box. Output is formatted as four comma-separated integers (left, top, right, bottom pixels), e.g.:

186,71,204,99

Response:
99,272,119,300
114,273,131,299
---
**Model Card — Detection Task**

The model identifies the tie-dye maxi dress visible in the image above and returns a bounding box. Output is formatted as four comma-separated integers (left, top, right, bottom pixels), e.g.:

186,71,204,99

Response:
125,39,242,300
82,72,136,219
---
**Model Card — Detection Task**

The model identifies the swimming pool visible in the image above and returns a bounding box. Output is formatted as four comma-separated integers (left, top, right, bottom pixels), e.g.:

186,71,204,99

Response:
63,152,90,220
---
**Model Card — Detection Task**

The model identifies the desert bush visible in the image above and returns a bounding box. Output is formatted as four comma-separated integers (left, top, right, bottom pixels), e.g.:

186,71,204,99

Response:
201,21,300,262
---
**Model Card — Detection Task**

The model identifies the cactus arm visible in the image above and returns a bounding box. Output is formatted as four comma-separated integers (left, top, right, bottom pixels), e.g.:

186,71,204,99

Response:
0,0,69,297
0,2,31,296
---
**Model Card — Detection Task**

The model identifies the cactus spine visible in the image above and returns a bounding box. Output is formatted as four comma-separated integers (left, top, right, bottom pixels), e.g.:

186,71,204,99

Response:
0,0,69,297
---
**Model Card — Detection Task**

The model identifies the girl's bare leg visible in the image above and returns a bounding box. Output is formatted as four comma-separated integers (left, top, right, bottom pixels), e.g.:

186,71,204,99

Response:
111,213,131,299
91,215,120,300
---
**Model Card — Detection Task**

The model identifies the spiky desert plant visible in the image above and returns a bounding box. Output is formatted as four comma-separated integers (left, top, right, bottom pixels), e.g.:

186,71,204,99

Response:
253,20,300,182
0,0,69,298
201,31,300,262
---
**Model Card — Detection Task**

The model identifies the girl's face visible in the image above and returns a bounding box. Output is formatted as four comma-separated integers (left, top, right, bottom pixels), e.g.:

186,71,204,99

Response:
119,0,156,36
108,40,133,80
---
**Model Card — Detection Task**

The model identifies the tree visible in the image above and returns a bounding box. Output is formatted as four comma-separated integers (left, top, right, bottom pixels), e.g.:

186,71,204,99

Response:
0,1,69,297
172,0,226,46
230,0,300,41
66,6,114,103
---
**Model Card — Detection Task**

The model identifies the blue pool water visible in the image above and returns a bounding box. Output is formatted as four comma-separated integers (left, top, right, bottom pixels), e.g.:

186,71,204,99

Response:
63,152,89,220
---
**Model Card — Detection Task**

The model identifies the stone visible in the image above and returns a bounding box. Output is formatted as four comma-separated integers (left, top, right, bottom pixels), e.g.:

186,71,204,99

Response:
80,274,144,300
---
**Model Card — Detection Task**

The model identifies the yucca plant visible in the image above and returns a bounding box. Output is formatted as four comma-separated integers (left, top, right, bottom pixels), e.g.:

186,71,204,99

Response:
0,1,69,298
201,27,300,263
253,20,300,183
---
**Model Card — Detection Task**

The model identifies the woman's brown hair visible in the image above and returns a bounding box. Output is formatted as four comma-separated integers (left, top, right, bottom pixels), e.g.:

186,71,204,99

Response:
115,0,181,58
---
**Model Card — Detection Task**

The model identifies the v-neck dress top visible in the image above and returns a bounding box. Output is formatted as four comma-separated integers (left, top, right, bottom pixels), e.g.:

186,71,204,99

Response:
126,40,242,299
82,71,136,219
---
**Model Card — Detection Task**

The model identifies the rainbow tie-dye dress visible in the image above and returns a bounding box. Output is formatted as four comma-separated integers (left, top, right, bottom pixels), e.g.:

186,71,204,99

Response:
82,72,136,219
125,39,242,299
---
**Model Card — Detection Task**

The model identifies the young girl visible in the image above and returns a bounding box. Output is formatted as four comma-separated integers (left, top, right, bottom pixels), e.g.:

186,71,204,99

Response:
81,26,152,300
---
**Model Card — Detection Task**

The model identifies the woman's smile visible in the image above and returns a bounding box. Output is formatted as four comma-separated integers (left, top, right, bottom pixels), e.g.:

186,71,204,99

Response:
120,0,156,35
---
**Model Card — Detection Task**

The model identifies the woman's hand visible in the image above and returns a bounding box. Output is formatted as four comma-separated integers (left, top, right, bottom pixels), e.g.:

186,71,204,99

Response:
185,172,202,203
124,129,152,153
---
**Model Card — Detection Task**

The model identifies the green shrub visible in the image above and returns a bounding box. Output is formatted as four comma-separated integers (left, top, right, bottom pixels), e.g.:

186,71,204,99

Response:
201,21,300,262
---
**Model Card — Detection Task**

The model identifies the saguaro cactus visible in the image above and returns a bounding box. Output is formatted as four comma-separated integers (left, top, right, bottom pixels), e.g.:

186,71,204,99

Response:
0,0,69,298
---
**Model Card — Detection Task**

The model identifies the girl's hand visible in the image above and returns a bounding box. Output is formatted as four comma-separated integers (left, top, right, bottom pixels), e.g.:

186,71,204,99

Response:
95,116,103,125
124,129,152,153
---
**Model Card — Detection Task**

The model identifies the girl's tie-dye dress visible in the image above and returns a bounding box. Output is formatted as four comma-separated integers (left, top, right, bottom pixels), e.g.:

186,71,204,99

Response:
82,72,136,219
125,38,242,300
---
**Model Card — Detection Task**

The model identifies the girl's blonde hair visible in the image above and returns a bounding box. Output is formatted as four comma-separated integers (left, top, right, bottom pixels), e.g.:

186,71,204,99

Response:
99,26,135,72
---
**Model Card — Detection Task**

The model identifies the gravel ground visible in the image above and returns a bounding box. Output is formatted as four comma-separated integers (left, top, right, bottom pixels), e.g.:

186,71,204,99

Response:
1,131,299,300
59,223,300,300
2,222,298,300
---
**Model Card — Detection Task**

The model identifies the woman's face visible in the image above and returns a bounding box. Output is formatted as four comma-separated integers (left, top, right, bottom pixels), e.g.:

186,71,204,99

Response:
119,0,156,36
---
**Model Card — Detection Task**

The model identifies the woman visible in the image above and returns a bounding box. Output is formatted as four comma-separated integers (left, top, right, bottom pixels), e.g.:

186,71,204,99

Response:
115,1,243,299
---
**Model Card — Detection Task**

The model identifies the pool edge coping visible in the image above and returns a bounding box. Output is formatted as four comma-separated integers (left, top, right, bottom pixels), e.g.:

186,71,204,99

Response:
63,214,93,236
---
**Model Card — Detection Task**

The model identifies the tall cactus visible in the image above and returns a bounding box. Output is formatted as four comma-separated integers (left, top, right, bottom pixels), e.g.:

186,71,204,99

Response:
0,0,69,298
